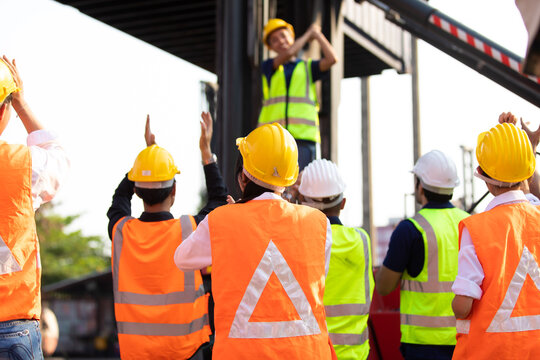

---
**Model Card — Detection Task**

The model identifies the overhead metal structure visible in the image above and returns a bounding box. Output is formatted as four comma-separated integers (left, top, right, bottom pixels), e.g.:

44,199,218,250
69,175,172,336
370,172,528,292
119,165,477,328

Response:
367,0,540,107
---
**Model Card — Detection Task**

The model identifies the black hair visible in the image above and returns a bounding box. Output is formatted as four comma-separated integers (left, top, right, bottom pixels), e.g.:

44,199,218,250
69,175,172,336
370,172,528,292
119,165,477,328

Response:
423,188,453,203
415,176,452,203
320,201,342,216
135,181,175,205
234,152,273,204
237,181,269,203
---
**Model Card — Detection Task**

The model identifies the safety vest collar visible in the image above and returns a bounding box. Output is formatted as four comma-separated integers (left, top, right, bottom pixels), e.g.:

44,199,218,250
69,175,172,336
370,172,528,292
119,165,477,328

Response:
228,240,321,339
262,61,312,101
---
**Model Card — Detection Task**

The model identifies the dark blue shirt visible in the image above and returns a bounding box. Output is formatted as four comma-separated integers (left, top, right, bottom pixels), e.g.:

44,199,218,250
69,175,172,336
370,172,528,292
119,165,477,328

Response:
327,215,342,226
261,58,323,89
382,202,456,278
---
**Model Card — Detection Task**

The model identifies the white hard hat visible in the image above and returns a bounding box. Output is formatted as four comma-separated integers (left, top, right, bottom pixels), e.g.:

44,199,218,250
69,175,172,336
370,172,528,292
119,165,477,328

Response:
412,150,460,195
299,159,346,209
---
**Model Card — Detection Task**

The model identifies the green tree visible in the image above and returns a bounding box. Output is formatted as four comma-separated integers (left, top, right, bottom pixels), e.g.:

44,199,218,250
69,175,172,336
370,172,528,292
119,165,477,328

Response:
35,202,110,286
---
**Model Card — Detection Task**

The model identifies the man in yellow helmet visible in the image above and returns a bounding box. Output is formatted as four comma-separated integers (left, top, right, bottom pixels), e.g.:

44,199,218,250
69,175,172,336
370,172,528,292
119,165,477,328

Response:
258,18,338,170
376,150,469,360
451,115,540,360
174,123,337,359
0,56,69,359
298,159,374,360
106,113,228,359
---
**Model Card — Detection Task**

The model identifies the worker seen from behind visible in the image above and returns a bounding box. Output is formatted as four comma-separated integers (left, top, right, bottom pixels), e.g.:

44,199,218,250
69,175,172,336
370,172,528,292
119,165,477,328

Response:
298,159,374,360
106,112,228,359
451,118,540,359
259,18,338,170
0,56,69,359
174,123,337,359
376,150,469,360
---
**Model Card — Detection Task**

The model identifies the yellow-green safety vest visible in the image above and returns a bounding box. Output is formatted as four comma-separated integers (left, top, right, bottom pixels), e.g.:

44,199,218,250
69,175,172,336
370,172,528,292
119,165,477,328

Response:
324,224,374,360
258,59,321,143
400,207,469,345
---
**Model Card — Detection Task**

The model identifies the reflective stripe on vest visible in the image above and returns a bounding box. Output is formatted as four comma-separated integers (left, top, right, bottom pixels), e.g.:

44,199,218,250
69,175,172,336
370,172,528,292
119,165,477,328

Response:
329,331,369,347
112,215,206,336
0,235,22,275
325,228,372,346
228,240,321,339
117,314,209,336
457,245,540,334
258,60,320,142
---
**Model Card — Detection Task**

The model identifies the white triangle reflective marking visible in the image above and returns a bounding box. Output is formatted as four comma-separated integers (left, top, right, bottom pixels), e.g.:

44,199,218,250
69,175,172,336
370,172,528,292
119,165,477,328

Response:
487,246,540,332
228,240,321,338
0,235,22,275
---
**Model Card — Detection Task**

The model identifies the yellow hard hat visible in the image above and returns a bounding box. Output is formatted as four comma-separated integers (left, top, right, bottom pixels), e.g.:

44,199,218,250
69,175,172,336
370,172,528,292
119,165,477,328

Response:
0,60,18,104
128,144,180,188
476,123,536,183
263,18,295,46
236,123,299,190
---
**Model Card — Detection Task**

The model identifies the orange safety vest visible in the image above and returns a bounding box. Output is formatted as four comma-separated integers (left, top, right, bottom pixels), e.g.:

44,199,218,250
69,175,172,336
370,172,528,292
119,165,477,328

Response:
0,141,41,322
208,198,337,360
453,202,540,360
112,215,211,360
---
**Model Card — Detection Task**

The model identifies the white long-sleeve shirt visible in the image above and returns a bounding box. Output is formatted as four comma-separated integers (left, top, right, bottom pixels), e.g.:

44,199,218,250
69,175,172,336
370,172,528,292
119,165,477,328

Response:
452,190,529,299
174,192,333,275
26,129,70,210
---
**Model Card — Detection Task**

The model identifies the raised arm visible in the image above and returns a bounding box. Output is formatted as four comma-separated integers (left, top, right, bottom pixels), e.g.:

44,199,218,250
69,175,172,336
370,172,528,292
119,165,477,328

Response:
193,112,228,224
309,24,338,72
521,118,540,199
107,115,156,239
2,56,44,134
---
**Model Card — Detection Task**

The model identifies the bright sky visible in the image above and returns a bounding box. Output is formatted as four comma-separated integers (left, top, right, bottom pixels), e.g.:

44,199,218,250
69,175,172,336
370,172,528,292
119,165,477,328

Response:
2,0,539,251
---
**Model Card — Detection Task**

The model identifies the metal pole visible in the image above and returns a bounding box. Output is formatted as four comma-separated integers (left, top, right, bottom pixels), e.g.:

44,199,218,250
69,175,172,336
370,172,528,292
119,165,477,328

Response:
411,35,421,212
216,0,251,198
361,77,377,257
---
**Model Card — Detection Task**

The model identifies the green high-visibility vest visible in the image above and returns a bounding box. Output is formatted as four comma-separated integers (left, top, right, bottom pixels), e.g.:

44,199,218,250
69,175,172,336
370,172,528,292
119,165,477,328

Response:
400,207,469,345
324,225,374,360
258,59,321,143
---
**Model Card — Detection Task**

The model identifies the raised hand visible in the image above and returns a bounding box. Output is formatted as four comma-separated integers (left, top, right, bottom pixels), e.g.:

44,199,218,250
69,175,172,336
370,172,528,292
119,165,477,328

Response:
145,114,156,146
520,118,540,152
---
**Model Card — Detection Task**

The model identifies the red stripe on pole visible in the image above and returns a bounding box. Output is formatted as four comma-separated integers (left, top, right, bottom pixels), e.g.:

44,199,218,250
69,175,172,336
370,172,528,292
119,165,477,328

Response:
466,33,475,46
483,43,493,57
450,24,458,37
431,14,441,28
501,54,510,67
429,13,540,83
